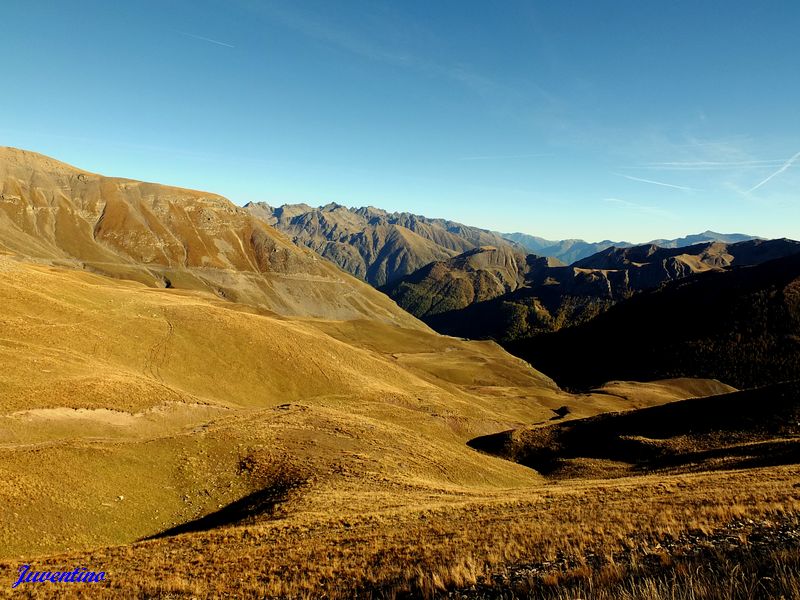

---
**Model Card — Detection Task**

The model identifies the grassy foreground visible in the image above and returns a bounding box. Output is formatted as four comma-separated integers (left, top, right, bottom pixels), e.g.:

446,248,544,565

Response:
455,546,800,600
1,465,797,598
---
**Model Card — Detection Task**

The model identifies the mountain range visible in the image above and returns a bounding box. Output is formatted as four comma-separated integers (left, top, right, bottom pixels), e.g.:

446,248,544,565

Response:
507,251,800,390
503,230,759,264
246,201,515,287
0,148,419,328
253,202,793,342
383,238,800,341
2,147,799,598
240,198,800,384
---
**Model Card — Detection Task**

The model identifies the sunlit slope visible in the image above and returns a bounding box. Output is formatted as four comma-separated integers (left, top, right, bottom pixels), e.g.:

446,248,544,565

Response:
0,147,749,568
0,256,553,555
0,257,724,556
0,147,422,327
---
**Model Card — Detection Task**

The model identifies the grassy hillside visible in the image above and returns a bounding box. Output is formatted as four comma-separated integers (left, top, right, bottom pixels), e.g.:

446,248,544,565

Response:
0,253,700,558
1,148,798,599
2,460,796,598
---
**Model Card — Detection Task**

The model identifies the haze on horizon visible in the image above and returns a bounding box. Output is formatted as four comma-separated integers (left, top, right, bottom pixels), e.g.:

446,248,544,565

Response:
2,0,798,242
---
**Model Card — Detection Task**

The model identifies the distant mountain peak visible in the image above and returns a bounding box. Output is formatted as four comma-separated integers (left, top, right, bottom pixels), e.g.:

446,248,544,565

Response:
504,230,763,264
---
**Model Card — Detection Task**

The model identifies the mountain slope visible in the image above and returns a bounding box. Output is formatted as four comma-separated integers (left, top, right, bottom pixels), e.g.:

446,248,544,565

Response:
0,147,421,328
0,238,711,557
0,147,748,563
506,253,800,390
384,238,800,341
2,148,796,600
380,245,532,317
248,202,519,286
0,255,544,555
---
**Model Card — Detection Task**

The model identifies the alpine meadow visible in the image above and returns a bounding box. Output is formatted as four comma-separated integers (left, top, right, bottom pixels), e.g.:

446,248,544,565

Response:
1,2,800,599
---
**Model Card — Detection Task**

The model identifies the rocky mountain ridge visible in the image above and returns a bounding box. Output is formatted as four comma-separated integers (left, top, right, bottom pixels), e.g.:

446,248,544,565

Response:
0,147,423,328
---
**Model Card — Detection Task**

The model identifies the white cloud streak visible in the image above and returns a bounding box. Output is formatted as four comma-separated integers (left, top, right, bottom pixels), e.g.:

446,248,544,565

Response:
748,150,800,192
637,159,786,171
177,31,235,48
614,173,701,192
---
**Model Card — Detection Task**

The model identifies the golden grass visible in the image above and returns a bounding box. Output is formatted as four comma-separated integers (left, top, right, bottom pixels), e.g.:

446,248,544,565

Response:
1,256,709,559
0,204,794,599
0,465,797,598
492,547,800,600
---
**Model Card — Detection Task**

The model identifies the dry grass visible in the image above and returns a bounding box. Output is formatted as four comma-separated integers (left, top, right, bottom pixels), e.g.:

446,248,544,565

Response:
0,255,712,558
480,547,800,600
0,151,797,599
1,465,798,598
0,258,796,597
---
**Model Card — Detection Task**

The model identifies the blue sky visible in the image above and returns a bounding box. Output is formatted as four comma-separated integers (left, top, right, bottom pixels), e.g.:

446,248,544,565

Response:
2,1,799,242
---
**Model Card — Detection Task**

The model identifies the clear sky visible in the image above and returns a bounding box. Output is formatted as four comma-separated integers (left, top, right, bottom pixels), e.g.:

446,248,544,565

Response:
2,1,799,242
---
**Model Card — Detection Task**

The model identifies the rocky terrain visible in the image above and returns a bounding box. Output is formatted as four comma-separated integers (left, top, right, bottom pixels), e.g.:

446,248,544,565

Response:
247,201,517,287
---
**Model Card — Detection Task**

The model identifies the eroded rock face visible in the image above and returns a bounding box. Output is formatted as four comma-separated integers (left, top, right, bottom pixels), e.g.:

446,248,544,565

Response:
246,201,520,287
0,147,424,328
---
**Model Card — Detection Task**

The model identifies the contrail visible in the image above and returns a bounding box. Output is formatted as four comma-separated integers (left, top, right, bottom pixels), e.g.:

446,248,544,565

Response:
748,150,800,192
177,31,235,48
641,159,785,170
614,173,701,192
